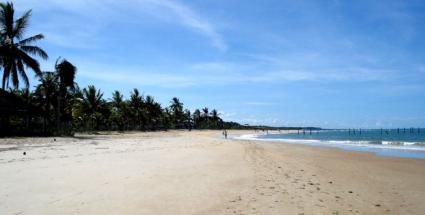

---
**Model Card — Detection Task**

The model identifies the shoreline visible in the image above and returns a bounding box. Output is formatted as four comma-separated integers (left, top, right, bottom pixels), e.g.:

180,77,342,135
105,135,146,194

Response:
1,130,425,214
233,131,425,160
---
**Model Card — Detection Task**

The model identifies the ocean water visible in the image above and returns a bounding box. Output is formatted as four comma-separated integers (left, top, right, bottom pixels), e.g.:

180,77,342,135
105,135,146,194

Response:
234,129,425,159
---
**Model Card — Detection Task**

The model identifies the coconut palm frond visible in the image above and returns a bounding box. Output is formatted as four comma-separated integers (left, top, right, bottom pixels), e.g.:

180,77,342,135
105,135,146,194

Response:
18,49,42,77
13,10,31,39
0,2,47,89
0,3,14,36
17,33,44,45
20,45,48,60
16,58,29,87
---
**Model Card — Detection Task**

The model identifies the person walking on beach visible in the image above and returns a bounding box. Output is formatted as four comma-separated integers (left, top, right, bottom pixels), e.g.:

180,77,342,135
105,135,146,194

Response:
223,130,228,139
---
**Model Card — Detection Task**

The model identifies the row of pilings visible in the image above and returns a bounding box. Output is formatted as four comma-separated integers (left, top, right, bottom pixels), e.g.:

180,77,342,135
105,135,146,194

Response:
295,128,423,135
348,128,422,135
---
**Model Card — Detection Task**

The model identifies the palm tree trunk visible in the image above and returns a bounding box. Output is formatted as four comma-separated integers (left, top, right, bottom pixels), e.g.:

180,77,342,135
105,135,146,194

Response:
43,116,46,135
57,90,61,133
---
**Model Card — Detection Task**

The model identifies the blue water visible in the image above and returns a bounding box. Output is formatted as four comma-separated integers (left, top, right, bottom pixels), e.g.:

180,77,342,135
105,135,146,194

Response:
235,129,425,159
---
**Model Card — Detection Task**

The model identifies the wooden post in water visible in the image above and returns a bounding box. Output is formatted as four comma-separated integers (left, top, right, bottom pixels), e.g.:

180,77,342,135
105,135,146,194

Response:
404,128,406,133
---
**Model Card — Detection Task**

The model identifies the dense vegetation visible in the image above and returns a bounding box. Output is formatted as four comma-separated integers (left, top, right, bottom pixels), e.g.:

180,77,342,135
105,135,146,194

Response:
0,2,242,136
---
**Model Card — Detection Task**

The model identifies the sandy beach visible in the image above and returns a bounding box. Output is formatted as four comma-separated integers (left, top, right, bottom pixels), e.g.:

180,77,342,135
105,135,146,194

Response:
1,130,425,214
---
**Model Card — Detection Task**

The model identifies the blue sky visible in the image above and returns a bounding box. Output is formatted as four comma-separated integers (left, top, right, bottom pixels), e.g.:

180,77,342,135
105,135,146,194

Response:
14,0,425,128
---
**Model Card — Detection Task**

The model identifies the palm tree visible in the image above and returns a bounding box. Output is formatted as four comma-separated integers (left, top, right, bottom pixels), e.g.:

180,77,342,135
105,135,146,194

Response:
193,109,201,128
151,102,163,129
129,88,145,129
184,109,191,129
111,90,124,109
210,109,221,128
202,107,209,118
54,58,77,130
170,97,184,127
0,2,48,89
110,90,125,130
201,107,210,128
55,59,77,88
211,109,219,120
144,95,156,129
162,107,172,129
33,72,58,131
80,85,104,129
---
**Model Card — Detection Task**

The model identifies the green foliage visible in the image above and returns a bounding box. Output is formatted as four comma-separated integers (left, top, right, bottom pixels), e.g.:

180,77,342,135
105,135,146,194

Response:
170,97,184,128
192,108,225,129
0,3,243,136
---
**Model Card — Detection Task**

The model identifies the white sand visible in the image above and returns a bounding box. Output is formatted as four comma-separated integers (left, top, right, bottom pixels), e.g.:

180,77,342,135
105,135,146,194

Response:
1,130,425,214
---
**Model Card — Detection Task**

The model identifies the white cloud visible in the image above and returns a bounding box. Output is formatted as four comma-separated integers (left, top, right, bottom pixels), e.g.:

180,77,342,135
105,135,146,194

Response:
78,66,196,88
140,0,227,50
16,0,226,50
75,59,402,90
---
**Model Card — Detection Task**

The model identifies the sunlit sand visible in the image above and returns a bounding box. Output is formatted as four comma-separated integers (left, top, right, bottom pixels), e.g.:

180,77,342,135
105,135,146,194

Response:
1,130,424,214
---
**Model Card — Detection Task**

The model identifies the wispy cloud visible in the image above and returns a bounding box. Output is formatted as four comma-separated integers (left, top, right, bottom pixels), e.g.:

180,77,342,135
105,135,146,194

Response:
77,60,399,90
190,60,398,83
78,65,196,88
141,0,227,50
15,0,116,49
16,0,226,50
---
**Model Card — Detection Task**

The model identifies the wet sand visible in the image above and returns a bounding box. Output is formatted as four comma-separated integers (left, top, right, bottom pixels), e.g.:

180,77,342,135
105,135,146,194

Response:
1,130,424,214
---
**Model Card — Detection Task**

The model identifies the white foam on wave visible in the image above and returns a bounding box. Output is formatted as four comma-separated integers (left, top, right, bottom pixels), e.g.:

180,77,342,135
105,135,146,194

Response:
232,134,261,140
232,134,425,152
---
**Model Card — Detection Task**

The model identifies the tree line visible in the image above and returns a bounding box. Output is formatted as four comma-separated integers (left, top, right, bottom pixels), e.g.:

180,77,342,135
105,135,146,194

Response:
0,2,242,136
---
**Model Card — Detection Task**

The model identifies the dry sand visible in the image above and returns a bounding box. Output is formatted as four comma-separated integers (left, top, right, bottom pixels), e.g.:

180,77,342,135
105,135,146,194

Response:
1,130,425,214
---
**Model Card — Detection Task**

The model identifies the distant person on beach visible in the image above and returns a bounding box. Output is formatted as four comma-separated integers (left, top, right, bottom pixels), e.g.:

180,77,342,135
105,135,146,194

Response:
222,130,228,139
